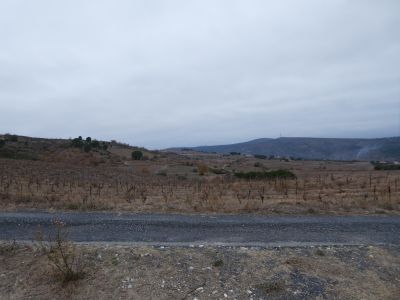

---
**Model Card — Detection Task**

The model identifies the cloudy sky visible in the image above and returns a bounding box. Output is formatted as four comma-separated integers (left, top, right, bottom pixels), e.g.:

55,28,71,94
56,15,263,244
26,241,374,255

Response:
0,0,399,149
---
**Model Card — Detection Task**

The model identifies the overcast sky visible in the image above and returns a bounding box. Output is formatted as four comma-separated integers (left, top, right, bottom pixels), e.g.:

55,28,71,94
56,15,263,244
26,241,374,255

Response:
0,0,399,149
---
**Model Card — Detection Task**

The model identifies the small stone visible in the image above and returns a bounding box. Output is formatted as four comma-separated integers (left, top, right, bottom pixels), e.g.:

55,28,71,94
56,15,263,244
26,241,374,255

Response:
127,284,132,289
199,244,204,248
212,290,218,294
224,293,228,297
247,290,252,294
188,266,194,271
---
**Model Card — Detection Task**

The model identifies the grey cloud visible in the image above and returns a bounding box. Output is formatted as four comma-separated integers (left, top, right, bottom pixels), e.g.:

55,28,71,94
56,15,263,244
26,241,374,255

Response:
0,0,399,148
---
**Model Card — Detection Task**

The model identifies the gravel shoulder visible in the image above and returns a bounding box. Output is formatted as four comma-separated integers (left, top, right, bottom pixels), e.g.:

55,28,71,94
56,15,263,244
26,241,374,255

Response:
1,242,399,299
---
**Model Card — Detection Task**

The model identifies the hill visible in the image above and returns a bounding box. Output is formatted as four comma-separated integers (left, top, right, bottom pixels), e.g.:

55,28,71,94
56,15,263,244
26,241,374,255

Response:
0,134,154,166
175,137,400,161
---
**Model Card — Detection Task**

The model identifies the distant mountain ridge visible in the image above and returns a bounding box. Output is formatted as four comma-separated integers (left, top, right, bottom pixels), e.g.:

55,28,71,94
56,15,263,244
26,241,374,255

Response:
174,137,400,161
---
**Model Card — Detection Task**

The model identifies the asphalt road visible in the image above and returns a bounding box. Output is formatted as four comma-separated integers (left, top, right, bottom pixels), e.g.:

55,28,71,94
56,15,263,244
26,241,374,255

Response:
1,212,399,246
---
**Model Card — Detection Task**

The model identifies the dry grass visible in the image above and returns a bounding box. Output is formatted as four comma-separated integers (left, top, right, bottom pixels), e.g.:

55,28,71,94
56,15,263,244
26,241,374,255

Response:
0,153,399,215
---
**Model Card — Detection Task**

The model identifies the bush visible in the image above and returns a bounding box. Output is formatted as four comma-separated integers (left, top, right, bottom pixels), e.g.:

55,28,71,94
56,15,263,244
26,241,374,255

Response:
70,138,84,148
70,136,107,152
91,140,100,148
197,163,209,175
234,169,296,180
0,140,5,148
210,168,228,174
37,219,85,283
0,148,38,160
83,143,92,152
230,152,241,155
131,150,143,160
254,154,267,159
5,134,18,142
213,259,224,267
371,161,400,170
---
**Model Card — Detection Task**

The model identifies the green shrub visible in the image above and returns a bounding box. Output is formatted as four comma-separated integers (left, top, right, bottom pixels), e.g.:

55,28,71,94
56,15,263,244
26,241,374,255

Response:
5,134,18,142
234,169,296,180
131,150,143,160
83,144,92,153
213,259,224,267
0,148,38,160
70,136,107,152
91,140,100,148
372,162,400,170
210,168,228,174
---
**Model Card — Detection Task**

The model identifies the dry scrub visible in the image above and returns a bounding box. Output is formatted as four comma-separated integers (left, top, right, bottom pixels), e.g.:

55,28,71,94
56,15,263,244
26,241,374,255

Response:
0,154,399,214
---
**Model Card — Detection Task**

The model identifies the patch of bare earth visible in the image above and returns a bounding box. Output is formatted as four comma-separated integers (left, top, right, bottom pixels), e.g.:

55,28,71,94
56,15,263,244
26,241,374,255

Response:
1,242,399,299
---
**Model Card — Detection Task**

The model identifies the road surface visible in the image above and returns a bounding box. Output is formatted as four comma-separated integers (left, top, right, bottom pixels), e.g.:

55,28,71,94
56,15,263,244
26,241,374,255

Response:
1,212,399,246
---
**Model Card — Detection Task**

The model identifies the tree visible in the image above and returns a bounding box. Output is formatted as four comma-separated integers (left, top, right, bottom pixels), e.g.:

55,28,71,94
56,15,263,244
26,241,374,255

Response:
0,140,5,148
131,150,143,160
86,137,92,143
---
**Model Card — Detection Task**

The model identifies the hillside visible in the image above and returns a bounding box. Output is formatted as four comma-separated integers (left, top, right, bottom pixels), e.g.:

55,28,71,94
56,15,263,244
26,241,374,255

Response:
0,134,154,166
177,137,400,161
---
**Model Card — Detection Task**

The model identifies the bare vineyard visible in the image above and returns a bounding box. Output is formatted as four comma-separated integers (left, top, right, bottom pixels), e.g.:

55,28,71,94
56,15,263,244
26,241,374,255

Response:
0,158,399,214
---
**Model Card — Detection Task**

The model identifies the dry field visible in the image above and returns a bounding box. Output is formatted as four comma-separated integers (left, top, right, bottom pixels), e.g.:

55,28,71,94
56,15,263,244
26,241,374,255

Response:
1,241,399,299
0,151,399,215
